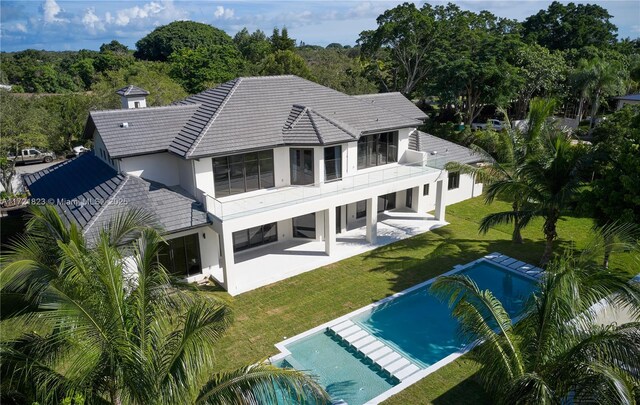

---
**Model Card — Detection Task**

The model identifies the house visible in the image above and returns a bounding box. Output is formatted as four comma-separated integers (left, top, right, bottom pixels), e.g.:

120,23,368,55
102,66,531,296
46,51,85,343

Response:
614,93,640,110
24,76,484,295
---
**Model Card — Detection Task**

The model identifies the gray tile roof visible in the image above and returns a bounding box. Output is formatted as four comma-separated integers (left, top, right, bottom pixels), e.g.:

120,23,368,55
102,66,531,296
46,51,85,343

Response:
87,104,200,158
167,75,424,158
116,85,150,97
90,76,425,160
354,92,427,120
410,131,483,165
23,153,208,241
282,105,357,145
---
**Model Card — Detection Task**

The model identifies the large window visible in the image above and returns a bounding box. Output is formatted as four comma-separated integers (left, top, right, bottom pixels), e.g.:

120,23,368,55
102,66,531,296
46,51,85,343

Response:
356,200,367,219
448,172,460,190
233,222,278,252
378,193,396,213
213,150,274,197
293,213,316,239
290,148,314,185
324,146,342,181
158,234,202,278
357,131,398,169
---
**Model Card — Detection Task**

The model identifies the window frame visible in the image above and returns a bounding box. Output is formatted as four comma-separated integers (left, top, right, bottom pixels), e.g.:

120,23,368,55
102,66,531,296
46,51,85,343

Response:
357,131,398,170
213,150,275,197
448,172,460,190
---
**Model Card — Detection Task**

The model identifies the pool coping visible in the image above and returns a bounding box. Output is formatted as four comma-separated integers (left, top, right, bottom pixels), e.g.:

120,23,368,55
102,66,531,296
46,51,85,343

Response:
269,253,540,405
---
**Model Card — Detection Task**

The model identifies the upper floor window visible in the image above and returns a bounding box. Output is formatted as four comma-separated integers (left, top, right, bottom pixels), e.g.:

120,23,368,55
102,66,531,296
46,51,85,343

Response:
290,148,314,185
423,184,430,196
324,145,342,182
213,150,274,197
357,131,398,170
448,172,460,190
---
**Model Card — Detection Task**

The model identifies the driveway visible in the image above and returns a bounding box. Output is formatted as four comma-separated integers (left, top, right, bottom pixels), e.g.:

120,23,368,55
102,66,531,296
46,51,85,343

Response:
4,159,64,193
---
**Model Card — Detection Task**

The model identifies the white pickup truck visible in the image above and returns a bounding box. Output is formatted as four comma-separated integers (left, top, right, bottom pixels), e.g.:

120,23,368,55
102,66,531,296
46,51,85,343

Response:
8,148,56,164
471,119,506,131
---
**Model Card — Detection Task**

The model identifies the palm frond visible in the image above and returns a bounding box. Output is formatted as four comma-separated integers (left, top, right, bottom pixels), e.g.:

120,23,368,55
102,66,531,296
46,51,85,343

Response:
196,363,329,405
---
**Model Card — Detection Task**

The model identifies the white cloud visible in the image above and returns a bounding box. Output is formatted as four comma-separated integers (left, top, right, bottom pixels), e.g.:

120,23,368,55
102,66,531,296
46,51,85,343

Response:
214,6,235,20
105,11,113,24
82,8,104,32
41,0,68,23
14,23,28,33
115,2,164,26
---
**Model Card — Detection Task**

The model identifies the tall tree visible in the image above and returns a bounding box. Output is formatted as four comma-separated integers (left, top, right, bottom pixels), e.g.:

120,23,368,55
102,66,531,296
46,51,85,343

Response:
522,1,618,50
169,45,244,93
270,27,296,52
1,207,329,404
511,43,567,120
259,50,313,79
135,21,233,61
431,10,522,124
431,245,640,404
358,3,456,95
478,100,590,265
584,106,640,266
233,28,272,65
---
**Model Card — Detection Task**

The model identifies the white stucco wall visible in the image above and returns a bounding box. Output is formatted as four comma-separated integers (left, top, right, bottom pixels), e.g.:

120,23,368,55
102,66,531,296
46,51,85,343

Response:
194,158,215,198
417,173,483,212
119,152,182,186
94,131,118,170
121,95,147,109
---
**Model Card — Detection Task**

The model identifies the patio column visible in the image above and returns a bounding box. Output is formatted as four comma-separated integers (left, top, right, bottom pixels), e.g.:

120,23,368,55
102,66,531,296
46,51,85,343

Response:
435,179,446,221
366,197,378,244
411,186,421,212
324,207,336,255
220,227,236,294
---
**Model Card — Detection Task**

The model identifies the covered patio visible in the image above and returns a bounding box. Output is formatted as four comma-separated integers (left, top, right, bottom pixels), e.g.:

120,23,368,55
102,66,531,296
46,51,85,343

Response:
224,209,447,295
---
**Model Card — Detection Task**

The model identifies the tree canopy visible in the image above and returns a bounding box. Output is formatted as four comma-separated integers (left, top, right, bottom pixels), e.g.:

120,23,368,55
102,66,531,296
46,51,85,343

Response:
134,21,234,61
522,1,618,50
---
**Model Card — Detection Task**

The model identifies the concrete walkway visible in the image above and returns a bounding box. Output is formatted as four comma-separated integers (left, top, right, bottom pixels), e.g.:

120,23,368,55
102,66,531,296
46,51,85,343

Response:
227,209,447,295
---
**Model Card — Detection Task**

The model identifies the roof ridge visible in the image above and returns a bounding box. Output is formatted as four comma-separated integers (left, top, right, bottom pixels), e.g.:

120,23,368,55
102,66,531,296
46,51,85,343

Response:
91,103,200,115
305,109,324,144
308,108,358,139
185,78,243,158
353,92,402,98
82,174,129,236
284,104,309,130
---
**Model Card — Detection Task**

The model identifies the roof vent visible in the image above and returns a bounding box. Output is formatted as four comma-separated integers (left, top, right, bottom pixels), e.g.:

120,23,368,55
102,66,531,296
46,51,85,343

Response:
120,122,129,128
431,151,438,155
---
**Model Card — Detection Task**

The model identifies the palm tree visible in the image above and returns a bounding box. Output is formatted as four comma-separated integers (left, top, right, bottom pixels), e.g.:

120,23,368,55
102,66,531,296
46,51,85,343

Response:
476,104,590,265
446,98,555,244
430,244,640,404
1,206,327,405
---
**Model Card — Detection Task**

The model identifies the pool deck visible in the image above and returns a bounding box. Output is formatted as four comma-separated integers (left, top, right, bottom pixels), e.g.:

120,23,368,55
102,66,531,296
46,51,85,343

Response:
270,253,540,405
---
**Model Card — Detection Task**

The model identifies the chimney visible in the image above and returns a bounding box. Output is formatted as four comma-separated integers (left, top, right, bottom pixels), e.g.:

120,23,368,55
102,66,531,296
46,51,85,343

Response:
115,85,149,109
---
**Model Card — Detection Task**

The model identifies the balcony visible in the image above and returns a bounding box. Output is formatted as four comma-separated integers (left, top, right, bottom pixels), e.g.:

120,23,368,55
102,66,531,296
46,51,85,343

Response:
201,156,446,221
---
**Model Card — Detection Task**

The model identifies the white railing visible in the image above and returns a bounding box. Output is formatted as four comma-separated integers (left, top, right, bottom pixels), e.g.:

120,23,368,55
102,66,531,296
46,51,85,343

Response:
200,157,447,221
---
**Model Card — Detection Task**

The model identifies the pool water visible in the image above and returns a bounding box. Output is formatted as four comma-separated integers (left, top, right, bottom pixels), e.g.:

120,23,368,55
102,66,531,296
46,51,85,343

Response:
279,260,538,405
282,332,394,404
353,261,537,367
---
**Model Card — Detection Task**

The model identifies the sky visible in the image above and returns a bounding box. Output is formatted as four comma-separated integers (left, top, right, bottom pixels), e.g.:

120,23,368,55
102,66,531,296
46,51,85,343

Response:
1,0,639,52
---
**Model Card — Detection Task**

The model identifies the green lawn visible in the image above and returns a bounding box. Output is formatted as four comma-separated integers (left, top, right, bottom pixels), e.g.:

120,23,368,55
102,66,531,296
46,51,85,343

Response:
201,196,629,404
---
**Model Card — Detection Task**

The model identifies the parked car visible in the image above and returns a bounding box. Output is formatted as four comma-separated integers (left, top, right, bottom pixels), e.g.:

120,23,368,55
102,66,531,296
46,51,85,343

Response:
73,146,91,156
471,119,506,131
7,148,56,164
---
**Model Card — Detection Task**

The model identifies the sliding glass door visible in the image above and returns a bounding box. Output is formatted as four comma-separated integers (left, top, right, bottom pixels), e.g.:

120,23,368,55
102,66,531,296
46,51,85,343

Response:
290,148,314,185
158,233,202,278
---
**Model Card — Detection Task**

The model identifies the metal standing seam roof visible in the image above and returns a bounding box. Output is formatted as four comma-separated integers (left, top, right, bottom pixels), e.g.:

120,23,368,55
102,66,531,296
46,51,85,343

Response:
23,153,208,241
88,76,426,160
115,84,150,97
354,92,428,121
410,131,483,165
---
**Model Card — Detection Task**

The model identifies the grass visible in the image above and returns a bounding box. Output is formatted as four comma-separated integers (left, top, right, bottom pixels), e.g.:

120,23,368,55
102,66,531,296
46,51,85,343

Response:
200,196,632,404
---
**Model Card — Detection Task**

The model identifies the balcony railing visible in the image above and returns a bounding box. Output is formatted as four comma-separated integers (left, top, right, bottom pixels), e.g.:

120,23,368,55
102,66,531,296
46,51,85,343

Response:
201,156,446,221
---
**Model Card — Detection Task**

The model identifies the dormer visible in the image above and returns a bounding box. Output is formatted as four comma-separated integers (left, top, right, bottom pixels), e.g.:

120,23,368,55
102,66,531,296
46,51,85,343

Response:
116,85,149,109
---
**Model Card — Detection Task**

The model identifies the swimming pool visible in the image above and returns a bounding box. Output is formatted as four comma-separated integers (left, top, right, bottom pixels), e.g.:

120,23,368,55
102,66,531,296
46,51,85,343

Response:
272,256,539,405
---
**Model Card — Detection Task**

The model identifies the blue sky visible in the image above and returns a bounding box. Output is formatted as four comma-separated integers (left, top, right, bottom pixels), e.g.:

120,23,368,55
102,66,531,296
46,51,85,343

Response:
1,0,639,52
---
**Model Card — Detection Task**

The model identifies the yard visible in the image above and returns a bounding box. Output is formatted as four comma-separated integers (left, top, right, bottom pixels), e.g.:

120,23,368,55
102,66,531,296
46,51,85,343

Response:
202,196,629,404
